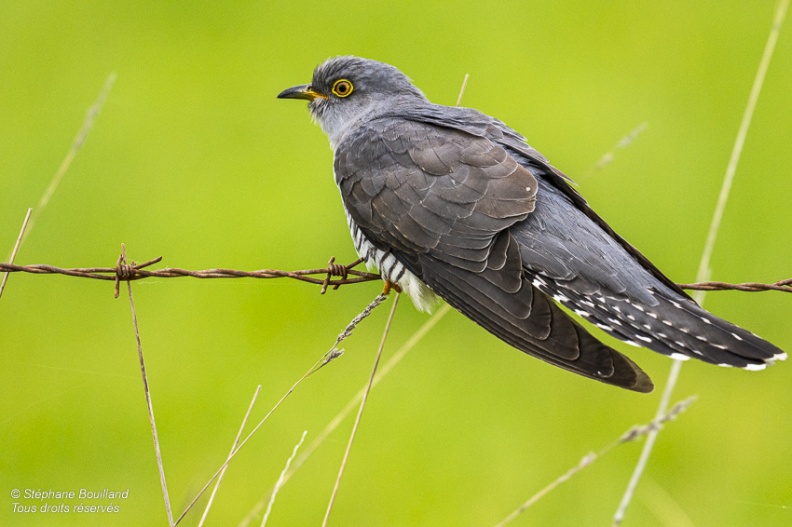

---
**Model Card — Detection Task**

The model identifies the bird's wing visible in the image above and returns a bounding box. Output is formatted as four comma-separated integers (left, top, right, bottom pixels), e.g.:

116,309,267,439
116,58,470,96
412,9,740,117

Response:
335,117,653,392
398,107,783,369
400,103,691,299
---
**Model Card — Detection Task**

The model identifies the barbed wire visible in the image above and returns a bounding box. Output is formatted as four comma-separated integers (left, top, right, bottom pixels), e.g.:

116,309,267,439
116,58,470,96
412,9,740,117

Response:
678,279,792,293
0,249,380,298
1,246,790,298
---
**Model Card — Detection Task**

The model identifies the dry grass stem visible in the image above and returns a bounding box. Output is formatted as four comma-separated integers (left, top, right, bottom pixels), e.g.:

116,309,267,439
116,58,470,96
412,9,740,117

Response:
495,452,598,527
321,293,389,368
496,397,696,527
2,73,114,298
238,303,452,526
123,245,174,526
195,385,262,527
0,208,32,299
617,397,696,443
613,1,789,524
177,293,389,525
583,122,648,178
288,302,452,480
613,358,684,526
322,293,401,527
23,73,116,245
260,430,308,527
456,73,470,106
176,365,314,525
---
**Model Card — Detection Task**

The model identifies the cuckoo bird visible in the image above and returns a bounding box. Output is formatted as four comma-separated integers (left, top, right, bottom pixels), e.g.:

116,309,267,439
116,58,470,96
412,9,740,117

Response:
278,56,785,392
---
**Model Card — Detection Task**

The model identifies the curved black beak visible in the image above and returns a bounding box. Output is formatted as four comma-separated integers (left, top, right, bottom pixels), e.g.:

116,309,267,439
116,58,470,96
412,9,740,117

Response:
277,84,327,101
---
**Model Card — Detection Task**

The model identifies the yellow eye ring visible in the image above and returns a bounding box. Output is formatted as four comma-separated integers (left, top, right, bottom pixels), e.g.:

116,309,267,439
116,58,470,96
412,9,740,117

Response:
331,79,354,98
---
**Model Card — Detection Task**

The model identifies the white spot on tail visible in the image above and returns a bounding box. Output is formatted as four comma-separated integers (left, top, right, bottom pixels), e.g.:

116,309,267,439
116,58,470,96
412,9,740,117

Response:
669,353,690,361
731,332,744,342
744,363,767,371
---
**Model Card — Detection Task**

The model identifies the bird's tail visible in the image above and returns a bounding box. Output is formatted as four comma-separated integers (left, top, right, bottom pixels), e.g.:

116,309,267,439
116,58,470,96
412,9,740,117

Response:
549,281,786,370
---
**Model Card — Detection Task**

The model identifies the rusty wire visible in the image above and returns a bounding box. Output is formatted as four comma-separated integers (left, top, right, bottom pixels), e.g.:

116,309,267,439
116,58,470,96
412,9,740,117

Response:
0,249,380,298
678,279,792,293
1,247,790,297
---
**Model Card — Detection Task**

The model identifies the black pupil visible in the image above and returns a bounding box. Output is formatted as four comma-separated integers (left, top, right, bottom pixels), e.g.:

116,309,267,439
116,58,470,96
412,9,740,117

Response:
337,82,348,93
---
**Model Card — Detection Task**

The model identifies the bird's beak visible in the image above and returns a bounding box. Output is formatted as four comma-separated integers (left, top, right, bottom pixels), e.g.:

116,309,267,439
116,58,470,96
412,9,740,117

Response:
277,84,328,101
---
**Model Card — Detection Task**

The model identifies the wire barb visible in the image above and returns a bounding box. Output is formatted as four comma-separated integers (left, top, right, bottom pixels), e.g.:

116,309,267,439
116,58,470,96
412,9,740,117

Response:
320,256,363,294
1,250,788,297
113,244,164,298
0,251,382,296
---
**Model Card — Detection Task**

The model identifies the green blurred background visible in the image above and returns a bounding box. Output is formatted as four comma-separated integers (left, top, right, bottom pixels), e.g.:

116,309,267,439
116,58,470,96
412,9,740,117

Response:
2,1,791,525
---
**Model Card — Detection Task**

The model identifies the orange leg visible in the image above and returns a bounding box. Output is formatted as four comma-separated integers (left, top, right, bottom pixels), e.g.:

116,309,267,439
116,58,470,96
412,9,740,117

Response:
383,280,402,295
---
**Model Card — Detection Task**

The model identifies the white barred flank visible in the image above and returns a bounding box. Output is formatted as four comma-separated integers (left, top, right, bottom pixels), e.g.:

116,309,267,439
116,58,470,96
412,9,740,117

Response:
347,212,437,312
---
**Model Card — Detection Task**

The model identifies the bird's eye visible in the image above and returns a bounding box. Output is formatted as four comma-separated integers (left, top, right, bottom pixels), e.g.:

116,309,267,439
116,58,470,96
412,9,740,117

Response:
331,79,354,98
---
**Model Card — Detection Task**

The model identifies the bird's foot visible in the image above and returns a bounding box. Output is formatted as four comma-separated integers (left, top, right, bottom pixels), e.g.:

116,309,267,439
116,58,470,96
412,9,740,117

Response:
383,280,402,295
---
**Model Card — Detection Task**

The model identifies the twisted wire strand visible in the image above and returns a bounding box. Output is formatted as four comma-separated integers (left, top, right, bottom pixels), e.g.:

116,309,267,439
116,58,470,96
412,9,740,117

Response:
1,252,789,295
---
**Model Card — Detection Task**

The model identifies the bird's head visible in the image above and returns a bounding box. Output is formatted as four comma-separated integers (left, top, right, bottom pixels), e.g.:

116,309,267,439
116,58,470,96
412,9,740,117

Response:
278,56,427,146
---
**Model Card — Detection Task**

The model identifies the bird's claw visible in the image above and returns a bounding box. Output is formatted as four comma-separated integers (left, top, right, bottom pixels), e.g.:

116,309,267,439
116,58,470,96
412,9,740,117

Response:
383,280,402,295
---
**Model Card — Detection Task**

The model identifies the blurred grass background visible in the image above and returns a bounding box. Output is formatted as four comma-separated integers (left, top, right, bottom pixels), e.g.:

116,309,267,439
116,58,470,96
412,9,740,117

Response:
1,1,791,525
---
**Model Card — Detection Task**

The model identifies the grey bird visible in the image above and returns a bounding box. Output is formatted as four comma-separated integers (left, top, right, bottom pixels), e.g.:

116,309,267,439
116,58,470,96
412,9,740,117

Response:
278,56,786,392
